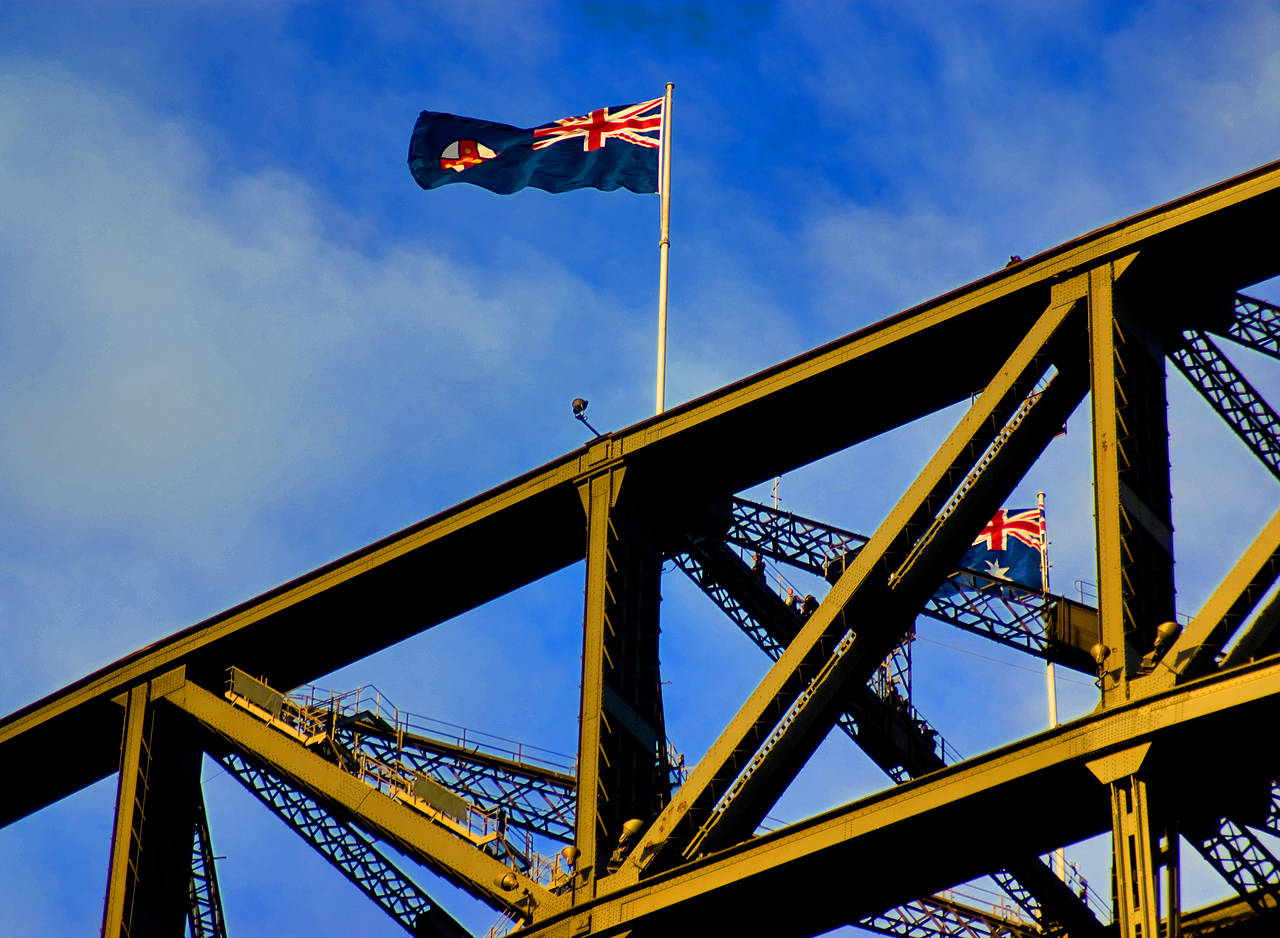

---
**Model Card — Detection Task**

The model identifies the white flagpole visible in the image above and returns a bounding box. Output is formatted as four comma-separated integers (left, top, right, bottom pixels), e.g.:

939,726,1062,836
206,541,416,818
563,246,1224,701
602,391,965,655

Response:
1039,490,1067,881
655,82,674,415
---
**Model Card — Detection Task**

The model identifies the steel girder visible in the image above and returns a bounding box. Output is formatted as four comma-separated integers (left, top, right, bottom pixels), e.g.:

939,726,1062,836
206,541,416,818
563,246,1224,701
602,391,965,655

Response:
574,467,670,883
1260,779,1280,837
1171,330,1280,484
858,894,1039,938
104,675,205,938
522,653,1280,938
341,721,577,845
628,295,1090,876
187,786,228,938
675,530,1103,936
7,154,1280,938
1216,294,1280,362
8,153,1280,825
213,748,472,938
722,497,1100,674
164,676,562,925
1189,817,1280,915
670,539,952,783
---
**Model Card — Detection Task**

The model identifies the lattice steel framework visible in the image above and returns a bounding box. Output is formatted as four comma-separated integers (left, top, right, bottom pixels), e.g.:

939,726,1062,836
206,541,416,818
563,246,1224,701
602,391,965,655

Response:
186,785,227,938
214,749,471,938
1171,330,1280,483
6,154,1280,938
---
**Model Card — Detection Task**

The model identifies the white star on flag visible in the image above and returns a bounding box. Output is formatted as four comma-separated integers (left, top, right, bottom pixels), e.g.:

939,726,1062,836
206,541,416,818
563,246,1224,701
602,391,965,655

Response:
983,559,1010,579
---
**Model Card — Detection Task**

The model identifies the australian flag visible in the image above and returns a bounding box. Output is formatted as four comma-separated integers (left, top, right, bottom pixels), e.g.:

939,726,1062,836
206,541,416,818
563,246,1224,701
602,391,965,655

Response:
940,507,1044,595
408,98,662,195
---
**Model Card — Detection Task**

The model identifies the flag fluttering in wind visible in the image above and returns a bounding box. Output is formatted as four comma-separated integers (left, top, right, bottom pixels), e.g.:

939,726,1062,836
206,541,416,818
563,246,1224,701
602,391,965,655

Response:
407,98,663,195
938,507,1045,595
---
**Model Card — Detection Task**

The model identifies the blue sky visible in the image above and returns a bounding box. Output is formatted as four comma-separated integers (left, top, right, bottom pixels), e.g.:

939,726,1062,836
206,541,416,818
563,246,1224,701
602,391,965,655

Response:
3,2,1280,935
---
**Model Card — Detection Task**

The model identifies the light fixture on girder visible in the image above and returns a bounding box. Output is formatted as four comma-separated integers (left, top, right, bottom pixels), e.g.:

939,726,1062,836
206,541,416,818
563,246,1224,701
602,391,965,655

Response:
572,397,602,438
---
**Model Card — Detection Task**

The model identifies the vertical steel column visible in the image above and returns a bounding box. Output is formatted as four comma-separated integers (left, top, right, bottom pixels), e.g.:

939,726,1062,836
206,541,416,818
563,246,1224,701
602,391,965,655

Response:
1089,743,1167,938
102,679,204,938
1163,821,1182,938
103,684,149,937
1111,775,1160,938
1089,261,1175,705
574,463,668,888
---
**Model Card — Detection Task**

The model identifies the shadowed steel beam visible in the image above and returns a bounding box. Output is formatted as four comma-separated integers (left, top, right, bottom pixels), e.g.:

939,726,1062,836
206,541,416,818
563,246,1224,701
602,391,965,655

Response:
1220,588,1280,671
1189,817,1280,914
103,684,148,938
1215,294,1280,362
1258,779,1280,838
103,672,203,938
674,538,952,783
625,294,1087,875
187,786,227,938
214,749,472,938
165,680,561,925
857,894,1039,938
996,859,1104,937
1254,778,1280,839
1089,259,1177,705
1180,890,1280,937
1157,505,1280,683
573,463,669,885
1171,331,1280,484
543,654,1280,938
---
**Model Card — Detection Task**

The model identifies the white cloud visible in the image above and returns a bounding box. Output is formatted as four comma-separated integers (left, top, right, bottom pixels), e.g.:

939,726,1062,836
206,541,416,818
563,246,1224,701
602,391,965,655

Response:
0,61,662,707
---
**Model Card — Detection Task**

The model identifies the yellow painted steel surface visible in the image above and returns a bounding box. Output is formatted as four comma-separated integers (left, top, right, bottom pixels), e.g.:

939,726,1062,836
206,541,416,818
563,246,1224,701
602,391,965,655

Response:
5,154,1280,937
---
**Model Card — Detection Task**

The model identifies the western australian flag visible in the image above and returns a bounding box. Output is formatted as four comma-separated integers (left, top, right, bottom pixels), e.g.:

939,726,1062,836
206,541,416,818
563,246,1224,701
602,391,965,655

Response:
408,98,662,195
942,507,1044,594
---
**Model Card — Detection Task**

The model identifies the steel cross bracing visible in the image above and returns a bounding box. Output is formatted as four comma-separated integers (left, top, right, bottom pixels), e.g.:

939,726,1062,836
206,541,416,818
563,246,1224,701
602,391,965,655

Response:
1170,330,1280,484
273,683,580,845
225,667,1043,938
674,530,1104,936
634,326,1091,876
11,155,1280,938
724,498,1100,674
859,894,1039,938
214,749,472,938
186,787,227,938
1189,816,1280,914
671,539,956,781
341,721,577,845
1261,779,1280,837
1216,293,1280,362
349,690,1041,938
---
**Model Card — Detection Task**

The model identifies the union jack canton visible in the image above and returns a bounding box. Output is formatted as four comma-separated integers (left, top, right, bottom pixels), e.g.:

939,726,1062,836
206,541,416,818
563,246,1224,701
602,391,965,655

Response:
532,98,662,152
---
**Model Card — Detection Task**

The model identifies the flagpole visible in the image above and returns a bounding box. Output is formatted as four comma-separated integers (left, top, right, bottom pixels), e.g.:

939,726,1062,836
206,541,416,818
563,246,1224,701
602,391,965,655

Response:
655,82,674,415
1039,490,1067,881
